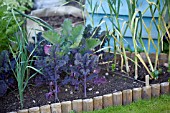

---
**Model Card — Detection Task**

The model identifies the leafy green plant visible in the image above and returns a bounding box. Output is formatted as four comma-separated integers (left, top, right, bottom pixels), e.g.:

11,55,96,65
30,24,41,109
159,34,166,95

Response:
8,9,43,108
0,0,33,52
111,63,116,71
43,19,101,54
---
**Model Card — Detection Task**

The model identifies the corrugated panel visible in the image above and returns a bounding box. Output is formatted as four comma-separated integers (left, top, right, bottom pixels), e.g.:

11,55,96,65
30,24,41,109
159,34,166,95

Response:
85,0,161,53
86,14,158,39
104,37,158,53
85,0,161,17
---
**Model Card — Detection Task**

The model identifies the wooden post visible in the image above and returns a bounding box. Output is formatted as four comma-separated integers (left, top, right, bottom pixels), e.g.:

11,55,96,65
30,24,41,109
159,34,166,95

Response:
161,82,169,95
93,96,103,110
83,98,93,112
145,75,149,86
126,51,131,58
61,101,72,113
103,94,113,108
113,91,122,106
51,103,61,113
149,53,156,63
142,86,151,99
18,109,28,113
29,107,40,113
72,99,83,113
140,52,147,62
151,84,160,97
122,89,132,105
133,88,142,102
159,53,168,65
131,52,135,60
40,105,51,113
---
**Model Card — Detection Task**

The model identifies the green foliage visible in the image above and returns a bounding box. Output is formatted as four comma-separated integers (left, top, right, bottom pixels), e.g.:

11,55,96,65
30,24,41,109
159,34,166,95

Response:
43,19,101,54
111,63,116,71
43,19,84,52
152,69,162,79
0,0,33,52
85,38,100,51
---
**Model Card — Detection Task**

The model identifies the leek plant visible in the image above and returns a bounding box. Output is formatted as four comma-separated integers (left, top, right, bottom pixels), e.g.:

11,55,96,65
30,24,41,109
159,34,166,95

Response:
136,0,169,79
161,0,170,72
126,0,140,79
9,9,43,108
161,11,170,72
103,0,130,73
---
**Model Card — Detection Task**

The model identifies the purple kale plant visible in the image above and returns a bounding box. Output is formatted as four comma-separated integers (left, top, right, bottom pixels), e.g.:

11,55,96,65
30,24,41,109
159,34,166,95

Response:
35,44,69,102
71,53,100,97
0,50,16,97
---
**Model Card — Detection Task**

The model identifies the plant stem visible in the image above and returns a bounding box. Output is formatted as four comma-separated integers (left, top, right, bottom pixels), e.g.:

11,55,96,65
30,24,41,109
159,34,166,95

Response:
84,75,87,98
114,36,117,65
168,44,170,72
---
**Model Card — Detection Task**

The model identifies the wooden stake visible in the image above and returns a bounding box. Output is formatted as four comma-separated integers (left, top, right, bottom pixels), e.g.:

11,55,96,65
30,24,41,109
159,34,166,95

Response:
142,86,151,100
93,96,103,110
122,89,132,105
72,99,83,113
145,75,149,86
29,107,40,113
151,84,160,97
103,94,113,108
161,82,169,95
83,99,93,112
133,88,142,102
18,109,28,113
40,105,51,113
113,91,122,106
51,103,61,113
61,101,72,113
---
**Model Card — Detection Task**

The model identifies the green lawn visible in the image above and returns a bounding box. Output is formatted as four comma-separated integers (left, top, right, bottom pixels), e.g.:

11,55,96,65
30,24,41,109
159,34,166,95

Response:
85,95,170,113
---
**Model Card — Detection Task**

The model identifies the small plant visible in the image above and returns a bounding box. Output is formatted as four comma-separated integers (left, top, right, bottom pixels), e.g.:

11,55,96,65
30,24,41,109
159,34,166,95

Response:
111,63,116,72
35,45,69,102
0,50,16,97
71,53,99,97
83,24,108,52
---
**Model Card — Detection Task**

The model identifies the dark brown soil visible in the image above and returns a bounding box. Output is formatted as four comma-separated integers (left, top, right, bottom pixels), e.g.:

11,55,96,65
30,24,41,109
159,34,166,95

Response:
40,15,84,29
1,59,170,113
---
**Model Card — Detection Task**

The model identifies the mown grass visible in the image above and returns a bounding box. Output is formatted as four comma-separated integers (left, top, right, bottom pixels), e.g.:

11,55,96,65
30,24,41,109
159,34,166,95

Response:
85,95,170,113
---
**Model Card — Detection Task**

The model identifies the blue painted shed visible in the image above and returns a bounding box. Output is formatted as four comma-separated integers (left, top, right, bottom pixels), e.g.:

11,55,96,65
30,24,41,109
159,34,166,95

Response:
85,0,163,53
